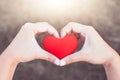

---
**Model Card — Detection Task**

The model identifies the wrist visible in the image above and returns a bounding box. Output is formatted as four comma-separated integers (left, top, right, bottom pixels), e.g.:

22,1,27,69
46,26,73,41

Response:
103,53,120,68
0,49,20,66
0,50,19,80
103,53,120,80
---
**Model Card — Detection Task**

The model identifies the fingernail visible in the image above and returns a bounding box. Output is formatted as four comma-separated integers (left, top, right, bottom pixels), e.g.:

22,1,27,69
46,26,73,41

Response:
54,34,60,38
54,59,60,66
61,32,66,38
60,60,66,66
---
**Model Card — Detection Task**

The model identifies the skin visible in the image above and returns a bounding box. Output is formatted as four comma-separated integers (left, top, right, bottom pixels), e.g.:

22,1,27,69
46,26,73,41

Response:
0,22,120,80
0,22,60,80
60,22,120,80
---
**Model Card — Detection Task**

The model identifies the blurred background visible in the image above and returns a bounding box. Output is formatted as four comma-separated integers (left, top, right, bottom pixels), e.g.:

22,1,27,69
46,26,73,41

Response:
0,0,120,80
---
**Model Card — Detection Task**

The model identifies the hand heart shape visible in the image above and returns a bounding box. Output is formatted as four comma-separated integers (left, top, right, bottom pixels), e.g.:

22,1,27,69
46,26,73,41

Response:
42,34,78,59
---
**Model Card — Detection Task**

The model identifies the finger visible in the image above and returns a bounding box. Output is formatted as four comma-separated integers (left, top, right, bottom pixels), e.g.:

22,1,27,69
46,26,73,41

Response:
47,26,60,38
38,49,60,65
33,22,60,38
61,22,83,38
60,51,86,66
61,22,91,38
61,23,73,38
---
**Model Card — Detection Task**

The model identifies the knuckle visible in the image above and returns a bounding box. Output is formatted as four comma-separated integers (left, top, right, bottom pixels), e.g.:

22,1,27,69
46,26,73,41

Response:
24,22,32,27
68,22,76,25
68,22,80,27
42,22,48,24
22,23,33,30
67,22,74,27
48,28,55,34
67,22,79,29
40,51,54,62
46,56,53,62
41,22,50,29
42,22,49,25
67,56,73,61
25,22,32,25
36,22,48,25
88,26,94,30
85,26,95,33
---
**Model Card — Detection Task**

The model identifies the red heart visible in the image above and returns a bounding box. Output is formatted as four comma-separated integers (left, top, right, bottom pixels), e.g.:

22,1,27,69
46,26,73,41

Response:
42,34,78,59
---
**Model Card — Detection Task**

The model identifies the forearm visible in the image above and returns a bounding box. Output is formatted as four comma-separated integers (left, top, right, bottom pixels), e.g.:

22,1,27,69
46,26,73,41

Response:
0,49,19,80
104,51,120,80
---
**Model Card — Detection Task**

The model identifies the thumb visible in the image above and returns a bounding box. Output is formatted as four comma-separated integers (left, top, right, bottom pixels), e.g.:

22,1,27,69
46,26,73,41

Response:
60,51,86,66
38,49,60,65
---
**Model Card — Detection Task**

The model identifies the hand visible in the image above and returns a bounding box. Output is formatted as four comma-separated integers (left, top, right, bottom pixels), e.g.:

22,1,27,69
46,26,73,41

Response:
60,22,119,66
1,22,60,64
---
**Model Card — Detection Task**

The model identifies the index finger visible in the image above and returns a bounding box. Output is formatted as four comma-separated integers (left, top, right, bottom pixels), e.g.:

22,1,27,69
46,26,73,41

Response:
33,22,60,38
61,22,88,38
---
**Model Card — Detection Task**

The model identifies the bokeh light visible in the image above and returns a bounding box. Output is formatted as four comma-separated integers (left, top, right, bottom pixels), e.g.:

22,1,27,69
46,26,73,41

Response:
21,0,98,19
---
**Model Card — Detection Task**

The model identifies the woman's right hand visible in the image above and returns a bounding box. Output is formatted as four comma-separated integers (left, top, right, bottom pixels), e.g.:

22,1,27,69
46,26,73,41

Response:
1,22,60,64
60,22,119,66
